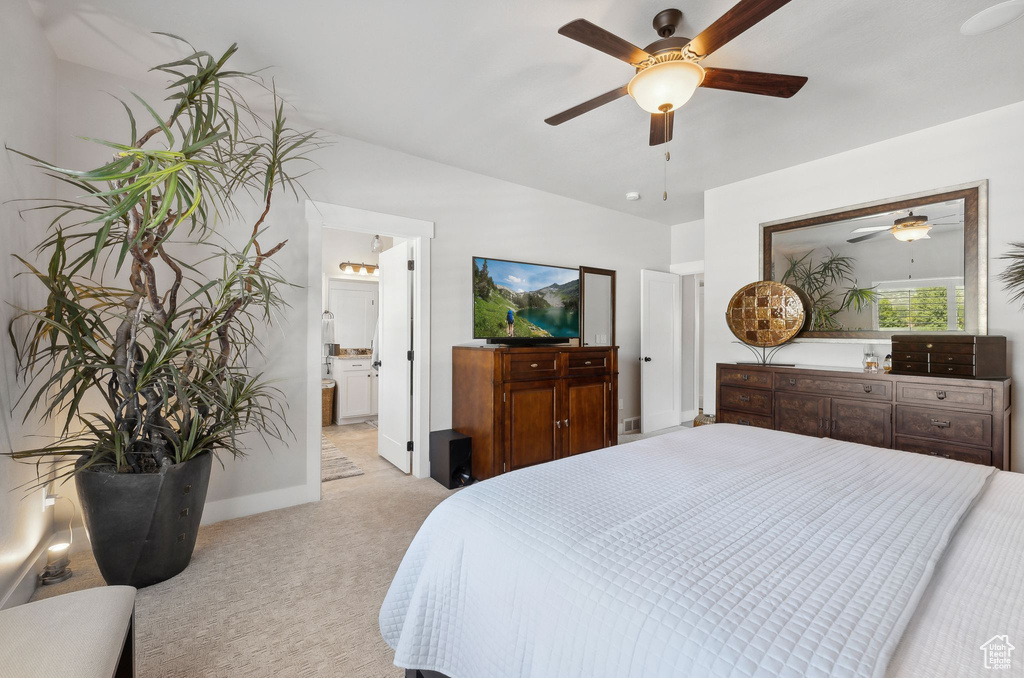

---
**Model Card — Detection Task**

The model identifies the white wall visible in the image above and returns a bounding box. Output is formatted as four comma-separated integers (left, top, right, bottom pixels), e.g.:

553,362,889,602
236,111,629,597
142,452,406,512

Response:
704,101,1024,471
53,58,671,523
0,0,59,606
671,219,705,268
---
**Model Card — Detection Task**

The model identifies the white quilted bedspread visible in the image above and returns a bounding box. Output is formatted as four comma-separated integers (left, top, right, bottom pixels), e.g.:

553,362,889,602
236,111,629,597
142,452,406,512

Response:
380,424,993,678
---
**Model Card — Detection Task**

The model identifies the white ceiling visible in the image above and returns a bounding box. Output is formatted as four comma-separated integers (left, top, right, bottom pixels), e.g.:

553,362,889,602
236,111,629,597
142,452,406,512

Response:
28,0,1024,224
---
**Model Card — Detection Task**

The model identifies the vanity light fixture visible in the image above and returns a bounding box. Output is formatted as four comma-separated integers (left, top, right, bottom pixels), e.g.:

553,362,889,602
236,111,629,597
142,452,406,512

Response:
340,262,378,276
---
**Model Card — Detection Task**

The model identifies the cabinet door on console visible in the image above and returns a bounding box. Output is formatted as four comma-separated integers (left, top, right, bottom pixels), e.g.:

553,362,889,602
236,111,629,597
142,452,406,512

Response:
775,392,827,438
564,378,609,456
505,380,560,471
829,398,892,448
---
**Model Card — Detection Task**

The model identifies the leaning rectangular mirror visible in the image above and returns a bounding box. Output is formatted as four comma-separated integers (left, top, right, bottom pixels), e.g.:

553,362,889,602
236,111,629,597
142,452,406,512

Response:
580,266,616,346
761,181,987,339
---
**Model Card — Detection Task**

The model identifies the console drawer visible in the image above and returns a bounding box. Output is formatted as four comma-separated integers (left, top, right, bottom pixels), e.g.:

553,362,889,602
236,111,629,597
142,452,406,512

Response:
504,353,558,380
718,410,772,429
895,406,991,447
719,367,772,389
895,341,975,354
895,436,992,466
719,386,772,416
897,381,993,412
892,351,928,363
774,372,891,400
564,350,610,377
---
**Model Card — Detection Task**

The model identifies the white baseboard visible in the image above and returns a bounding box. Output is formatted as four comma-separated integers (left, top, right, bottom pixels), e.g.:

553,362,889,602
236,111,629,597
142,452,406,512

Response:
200,483,318,526
0,535,51,611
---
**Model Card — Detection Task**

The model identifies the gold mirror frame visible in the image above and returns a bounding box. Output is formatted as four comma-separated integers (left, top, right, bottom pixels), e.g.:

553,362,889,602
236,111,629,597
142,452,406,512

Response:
760,181,988,341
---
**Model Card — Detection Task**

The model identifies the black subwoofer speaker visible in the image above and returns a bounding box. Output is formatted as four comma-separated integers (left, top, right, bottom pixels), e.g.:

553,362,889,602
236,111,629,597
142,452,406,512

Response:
429,429,473,490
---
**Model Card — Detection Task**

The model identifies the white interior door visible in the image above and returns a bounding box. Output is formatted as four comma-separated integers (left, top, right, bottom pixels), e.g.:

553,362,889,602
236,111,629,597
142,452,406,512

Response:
640,270,682,433
378,241,412,473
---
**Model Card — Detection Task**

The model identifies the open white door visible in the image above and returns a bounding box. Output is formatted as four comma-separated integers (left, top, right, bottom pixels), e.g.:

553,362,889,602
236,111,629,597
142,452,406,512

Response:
377,241,412,473
640,270,682,433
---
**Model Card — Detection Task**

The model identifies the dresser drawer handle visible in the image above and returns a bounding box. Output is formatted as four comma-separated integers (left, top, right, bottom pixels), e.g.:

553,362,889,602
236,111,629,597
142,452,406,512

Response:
945,367,955,372
789,378,796,385
930,419,951,429
863,385,873,393
936,390,946,400
530,363,538,368
926,343,933,349
741,374,749,381
739,395,751,402
584,360,592,365
946,356,955,362
737,419,751,426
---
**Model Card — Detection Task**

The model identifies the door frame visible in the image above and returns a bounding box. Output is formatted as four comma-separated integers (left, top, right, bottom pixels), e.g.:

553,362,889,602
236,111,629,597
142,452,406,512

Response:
305,201,434,495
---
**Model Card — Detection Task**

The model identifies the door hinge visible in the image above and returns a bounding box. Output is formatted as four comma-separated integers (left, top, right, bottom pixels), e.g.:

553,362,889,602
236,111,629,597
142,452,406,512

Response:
503,392,506,403
503,462,506,472
407,350,414,361
407,260,415,271
407,440,413,452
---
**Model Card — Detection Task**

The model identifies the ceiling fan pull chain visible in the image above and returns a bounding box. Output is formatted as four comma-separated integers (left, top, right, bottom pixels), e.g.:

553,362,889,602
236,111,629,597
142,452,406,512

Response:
663,150,670,201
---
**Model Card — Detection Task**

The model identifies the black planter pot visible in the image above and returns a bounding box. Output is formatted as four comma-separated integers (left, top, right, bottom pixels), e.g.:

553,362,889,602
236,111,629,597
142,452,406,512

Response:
75,452,212,588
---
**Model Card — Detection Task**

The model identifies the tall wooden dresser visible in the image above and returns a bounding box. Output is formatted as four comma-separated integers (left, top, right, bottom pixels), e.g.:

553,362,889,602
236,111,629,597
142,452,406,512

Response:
716,363,1012,470
453,345,618,480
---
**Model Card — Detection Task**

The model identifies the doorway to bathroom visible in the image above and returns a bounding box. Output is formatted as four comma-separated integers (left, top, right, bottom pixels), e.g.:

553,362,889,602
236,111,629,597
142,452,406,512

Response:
306,200,433,502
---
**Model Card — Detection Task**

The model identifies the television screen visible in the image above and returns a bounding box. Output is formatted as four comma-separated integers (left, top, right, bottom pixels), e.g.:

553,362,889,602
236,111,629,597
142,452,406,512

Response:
473,257,580,339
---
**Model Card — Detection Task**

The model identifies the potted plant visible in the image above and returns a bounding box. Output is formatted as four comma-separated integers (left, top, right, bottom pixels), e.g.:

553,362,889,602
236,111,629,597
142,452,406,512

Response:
4,37,323,587
780,250,878,331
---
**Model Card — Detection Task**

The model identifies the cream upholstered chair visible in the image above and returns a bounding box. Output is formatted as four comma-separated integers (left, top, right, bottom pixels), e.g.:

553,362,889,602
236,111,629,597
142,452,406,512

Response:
0,586,136,677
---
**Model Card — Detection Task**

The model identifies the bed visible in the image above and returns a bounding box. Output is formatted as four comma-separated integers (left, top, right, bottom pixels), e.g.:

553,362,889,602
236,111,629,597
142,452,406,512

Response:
380,425,1024,678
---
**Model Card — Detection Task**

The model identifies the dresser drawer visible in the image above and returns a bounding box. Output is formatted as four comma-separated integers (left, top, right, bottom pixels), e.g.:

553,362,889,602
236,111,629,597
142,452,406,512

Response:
897,381,994,412
895,436,992,466
931,352,975,366
895,406,991,447
893,341,975,354
774,372,891,400
504,353,558,380
564,350,610,377
719,386,772,416
930,363,975,378
719,367,772,389
718,410,772,429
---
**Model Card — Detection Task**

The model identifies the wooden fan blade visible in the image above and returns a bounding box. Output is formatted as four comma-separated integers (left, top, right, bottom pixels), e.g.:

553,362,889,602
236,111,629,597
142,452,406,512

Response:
847,231,889,244
544,85,629,125
701,68,807,98
686,0,795,59
649,110,674,146
850,225,894,234
558,19,651,65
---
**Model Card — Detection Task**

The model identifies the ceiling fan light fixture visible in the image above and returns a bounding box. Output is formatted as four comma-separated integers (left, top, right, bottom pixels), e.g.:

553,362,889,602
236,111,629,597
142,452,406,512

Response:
627,60,705,114
891,223,932,242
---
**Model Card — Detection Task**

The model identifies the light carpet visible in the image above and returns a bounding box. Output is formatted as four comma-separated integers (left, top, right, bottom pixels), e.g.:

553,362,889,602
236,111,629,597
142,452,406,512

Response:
321,434,364,482
33,424,453,678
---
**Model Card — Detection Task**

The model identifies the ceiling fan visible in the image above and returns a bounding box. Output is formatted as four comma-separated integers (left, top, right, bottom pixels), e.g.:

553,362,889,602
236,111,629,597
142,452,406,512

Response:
846,211,961,244
544,0,809,146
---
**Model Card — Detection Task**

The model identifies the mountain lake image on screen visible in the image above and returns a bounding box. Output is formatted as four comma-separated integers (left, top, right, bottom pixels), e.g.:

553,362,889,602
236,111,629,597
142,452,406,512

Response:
472,257,580,339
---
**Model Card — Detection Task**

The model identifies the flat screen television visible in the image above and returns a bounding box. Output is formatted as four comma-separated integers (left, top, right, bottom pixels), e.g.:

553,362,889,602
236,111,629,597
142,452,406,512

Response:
472,256,580,343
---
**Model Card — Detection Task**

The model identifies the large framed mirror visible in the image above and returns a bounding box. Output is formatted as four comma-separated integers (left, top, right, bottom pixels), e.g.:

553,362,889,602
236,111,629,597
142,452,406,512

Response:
580,266,616,346
761,181,987,340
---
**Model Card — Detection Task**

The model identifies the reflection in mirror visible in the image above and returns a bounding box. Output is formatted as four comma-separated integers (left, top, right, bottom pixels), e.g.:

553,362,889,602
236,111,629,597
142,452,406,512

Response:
581,267,616,346
771,199,964,332
762,182,985,339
